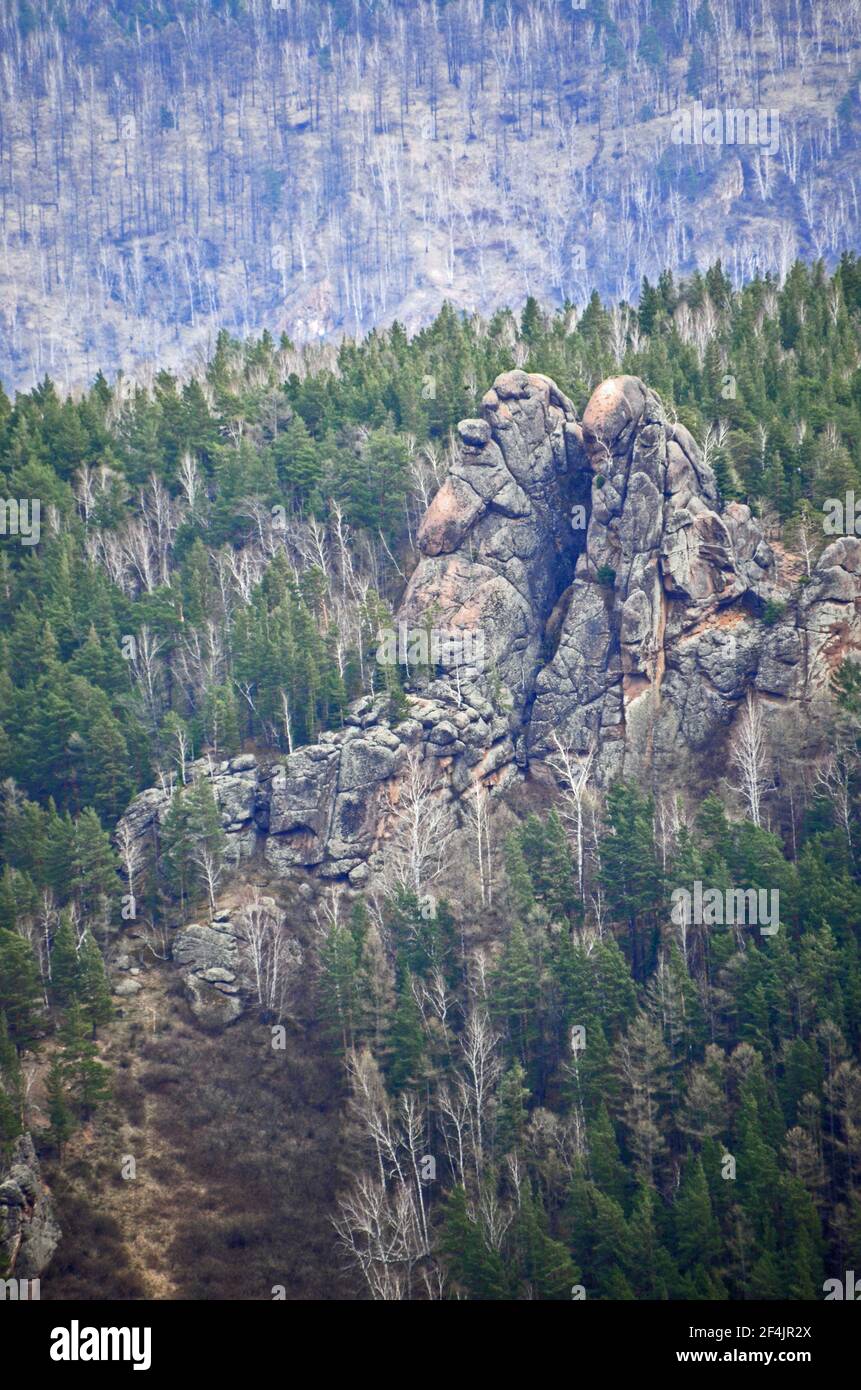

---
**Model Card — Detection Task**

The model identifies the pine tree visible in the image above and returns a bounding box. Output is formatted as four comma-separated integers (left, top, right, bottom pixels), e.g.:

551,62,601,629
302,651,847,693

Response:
77,929,113,1036
511,1185,580,1299
50,910,81,1007
588,1186,637,1299
85,711,134,822
520,296,545,345
72,807,119,918
588,1103,629,1206
46,1056,75,1160
503,832,535,920
58,1001,111,1119
272,413,322,508
386,965,425,1094
613,1012,671,1185
600,781,664,980
496,1062,529,1155
0,928,42,1051
591,936,638,1039
674,1155,722,1276
490,919,538,1067
439,1185,509,1300
200,683,240,759
160,785,193,908
735,1090,781,1248
44,805,75,898
317,914,364,1054
0,1012,23,1156
164,775,227,913
627,1181,680,1299
779,1175,823,1300
515,811,580,923
0,869,18,933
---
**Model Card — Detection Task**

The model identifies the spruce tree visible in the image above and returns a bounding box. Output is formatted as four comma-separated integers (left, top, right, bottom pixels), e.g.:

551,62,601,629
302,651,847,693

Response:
386,965,425,1094
72,807,119,919
77,929,113,1036
511,1186,580,1300
496,1062,529,1155
490,919,538,1068
50,911,81,1008
600,781,664,980
440,1185,508,1300
0,1012,23,1156
674,1155,722,1277
0,928,42,1051
58,1001,111,1119
588,1103,629,1206
46,1057,75,1160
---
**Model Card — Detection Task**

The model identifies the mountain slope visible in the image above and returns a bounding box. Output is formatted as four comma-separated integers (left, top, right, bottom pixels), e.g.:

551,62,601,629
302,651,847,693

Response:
1,0,860,388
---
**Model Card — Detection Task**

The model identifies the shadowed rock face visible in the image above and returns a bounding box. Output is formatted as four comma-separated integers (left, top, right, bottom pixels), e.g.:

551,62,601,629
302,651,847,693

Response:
0,1134,61,1280
118,372,861,896
399,370,589,719
528,374,786,779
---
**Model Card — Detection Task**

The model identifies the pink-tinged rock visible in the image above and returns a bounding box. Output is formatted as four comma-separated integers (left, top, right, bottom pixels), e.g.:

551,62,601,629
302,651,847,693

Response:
417,475,485,555
582,376,647,455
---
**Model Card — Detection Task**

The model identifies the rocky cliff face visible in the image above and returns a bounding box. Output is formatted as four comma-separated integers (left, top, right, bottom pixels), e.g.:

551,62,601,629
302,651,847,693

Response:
0,1134,61,1281
118,370,861,920
529,374,809,781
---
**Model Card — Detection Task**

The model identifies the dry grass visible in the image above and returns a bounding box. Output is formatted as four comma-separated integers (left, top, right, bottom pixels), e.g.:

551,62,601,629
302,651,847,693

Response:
40,924,358,1301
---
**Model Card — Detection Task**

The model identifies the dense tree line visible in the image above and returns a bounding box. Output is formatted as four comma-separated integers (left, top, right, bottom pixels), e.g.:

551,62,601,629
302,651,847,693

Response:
322,773,861,1299
2,258,861,1293
2,257,860,813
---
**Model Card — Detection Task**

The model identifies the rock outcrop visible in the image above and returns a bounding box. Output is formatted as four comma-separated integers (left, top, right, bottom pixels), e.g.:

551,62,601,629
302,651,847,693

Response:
0,1134,61,1280
117,370,861,895
399,371,588,718
529,374,786,779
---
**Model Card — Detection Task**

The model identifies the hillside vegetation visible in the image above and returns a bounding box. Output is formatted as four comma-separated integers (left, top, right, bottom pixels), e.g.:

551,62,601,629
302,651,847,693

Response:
2,263,861,1298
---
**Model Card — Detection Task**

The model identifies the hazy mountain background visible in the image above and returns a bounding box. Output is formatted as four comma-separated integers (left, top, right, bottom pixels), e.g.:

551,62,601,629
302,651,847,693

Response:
1,0,860,391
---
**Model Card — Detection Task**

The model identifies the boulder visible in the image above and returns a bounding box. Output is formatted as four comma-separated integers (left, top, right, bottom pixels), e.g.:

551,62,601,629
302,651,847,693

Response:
172,920,246,1031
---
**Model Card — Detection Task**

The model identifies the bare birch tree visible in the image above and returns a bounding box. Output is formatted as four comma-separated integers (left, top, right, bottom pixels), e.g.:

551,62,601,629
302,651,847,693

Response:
547,732,596,899
383,746,454,898
239,887,301,1022
333,1048,440,1300
730,690,773,827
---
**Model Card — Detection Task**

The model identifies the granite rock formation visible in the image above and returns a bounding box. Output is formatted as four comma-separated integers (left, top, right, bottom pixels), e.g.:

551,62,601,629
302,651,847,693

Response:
117,371,861,898
0,1134,61,1281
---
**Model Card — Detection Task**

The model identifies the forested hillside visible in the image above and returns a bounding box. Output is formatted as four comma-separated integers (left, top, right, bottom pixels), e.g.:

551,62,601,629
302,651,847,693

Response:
1,0,860,388
2,259,861,819
2,261,861,1299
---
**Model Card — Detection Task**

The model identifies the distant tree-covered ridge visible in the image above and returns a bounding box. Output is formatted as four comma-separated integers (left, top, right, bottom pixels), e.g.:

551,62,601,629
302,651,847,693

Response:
1,0,859,386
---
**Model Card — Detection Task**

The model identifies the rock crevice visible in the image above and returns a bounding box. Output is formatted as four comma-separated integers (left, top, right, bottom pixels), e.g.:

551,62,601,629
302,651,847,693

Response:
118,371,861,892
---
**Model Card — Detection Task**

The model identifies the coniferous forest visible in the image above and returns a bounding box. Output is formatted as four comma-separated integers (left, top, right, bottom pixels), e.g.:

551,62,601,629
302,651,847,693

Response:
2,260,861,1310
4,0,861,1353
